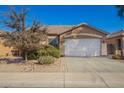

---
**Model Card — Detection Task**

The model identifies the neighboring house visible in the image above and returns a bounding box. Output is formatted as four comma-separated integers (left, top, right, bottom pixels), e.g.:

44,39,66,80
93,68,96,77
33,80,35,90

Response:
0,30,14,56
107,30,124,57
45,23,109,57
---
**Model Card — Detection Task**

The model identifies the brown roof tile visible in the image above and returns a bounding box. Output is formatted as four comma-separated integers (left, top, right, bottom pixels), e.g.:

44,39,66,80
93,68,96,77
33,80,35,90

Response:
46,25,73,35
39,23,109,35
0,30,4,33
0,30,5,35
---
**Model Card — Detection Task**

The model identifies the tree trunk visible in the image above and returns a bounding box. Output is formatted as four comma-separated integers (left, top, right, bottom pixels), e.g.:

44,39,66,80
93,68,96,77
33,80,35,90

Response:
24,51,28,62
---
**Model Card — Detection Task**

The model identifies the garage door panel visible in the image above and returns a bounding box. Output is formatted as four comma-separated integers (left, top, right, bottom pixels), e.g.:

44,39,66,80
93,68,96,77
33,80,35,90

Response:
65,39,100,57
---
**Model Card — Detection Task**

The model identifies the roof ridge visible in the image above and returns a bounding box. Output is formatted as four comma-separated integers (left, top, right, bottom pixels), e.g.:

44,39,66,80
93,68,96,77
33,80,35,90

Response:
47,25,75,27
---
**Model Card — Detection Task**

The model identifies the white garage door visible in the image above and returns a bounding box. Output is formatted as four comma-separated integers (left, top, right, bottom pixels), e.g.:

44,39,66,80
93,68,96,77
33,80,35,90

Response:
65,39,101,56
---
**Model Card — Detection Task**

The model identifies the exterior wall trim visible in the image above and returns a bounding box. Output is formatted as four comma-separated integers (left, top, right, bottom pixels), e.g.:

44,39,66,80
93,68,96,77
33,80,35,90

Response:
63,33,103,39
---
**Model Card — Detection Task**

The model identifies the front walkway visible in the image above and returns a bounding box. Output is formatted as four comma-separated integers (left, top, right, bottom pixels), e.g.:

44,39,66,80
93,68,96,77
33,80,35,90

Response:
0,57,124,88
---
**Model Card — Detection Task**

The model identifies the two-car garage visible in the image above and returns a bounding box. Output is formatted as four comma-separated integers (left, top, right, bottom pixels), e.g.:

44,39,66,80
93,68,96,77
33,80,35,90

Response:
64,39,101,57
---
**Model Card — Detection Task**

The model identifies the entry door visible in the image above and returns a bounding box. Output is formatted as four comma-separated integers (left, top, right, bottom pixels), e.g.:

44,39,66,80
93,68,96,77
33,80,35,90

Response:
64,39,101,56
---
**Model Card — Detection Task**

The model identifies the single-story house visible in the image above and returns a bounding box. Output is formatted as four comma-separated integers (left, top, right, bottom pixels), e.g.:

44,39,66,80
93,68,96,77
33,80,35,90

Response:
45,23,109,57
107,30,124,57
4,23,124,57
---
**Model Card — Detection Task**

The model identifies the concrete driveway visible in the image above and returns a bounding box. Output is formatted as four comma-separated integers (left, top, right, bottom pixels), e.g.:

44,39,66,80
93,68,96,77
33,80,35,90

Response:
0,57,124,88
61,57,124,88
62,57,124,72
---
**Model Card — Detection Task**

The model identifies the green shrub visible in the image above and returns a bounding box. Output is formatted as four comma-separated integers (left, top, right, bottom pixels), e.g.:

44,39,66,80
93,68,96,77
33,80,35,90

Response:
38,56,54,64
47,46,60,58
37,46,49,56
38,45,60,58
27,50,39,60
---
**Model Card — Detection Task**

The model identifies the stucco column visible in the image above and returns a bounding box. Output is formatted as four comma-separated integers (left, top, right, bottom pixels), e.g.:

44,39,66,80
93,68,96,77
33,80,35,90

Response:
101,40,107,56
122,36,124,56
59,35,65,56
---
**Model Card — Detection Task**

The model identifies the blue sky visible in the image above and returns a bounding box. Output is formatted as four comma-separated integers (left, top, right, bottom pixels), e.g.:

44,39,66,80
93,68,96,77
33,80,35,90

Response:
0,5,124,33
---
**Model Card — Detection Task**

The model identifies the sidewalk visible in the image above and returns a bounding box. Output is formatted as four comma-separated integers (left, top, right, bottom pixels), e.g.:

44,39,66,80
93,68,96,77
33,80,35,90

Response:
0,72,124,88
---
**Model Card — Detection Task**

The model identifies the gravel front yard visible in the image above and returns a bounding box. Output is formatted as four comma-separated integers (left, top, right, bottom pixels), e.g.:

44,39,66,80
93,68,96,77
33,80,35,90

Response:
0,57,63,72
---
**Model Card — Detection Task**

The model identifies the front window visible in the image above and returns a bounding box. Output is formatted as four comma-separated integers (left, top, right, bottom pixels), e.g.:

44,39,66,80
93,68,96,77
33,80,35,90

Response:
49,37,59,47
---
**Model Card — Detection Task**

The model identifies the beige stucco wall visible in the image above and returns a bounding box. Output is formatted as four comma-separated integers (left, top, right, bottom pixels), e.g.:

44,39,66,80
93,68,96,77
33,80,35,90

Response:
48,36,57,39
101,41,107,56
0,37,13,56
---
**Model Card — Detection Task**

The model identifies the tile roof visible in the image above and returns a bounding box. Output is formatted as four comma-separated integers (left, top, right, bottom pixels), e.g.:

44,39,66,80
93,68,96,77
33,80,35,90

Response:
46,25,73,35
0,30,5,36
0,30,4,33
43,24,109,35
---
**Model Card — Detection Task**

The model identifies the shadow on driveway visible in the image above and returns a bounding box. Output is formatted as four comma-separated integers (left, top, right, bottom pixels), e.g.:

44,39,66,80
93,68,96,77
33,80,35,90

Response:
0,57,24,64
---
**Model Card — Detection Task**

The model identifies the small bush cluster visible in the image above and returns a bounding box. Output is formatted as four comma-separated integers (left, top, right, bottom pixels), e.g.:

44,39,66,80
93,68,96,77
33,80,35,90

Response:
38,56,54,65
27,45,60,60
112,54,123,60
26,45,60,64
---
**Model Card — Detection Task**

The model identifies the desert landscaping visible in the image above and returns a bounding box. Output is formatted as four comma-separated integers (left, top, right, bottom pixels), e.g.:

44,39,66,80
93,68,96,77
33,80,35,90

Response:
0,57,62,72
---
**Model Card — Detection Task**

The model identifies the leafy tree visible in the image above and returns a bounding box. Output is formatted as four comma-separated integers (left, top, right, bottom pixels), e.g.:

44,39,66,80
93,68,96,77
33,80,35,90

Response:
116,5,124,17
0,8,48,61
